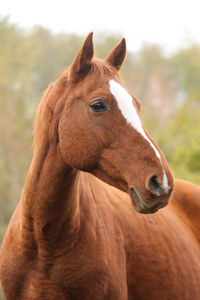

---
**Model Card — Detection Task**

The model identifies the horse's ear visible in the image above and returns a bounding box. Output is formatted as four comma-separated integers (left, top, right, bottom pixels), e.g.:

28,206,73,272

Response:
105,38,126,71
70,32,94,81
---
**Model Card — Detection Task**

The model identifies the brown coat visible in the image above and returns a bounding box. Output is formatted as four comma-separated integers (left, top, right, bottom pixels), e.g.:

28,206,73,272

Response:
0,33,199,299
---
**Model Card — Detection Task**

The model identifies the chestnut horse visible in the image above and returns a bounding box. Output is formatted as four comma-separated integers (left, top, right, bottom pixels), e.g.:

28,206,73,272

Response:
0,33,200,299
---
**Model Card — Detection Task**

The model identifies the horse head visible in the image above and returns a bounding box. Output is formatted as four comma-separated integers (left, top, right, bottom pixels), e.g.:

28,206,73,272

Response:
37,32,174,214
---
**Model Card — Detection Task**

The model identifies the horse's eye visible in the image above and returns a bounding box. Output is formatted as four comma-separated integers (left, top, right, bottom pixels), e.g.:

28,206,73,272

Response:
90,100,107,112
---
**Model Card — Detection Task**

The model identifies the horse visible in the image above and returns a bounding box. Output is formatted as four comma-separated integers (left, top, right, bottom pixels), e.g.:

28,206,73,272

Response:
0,32,200,300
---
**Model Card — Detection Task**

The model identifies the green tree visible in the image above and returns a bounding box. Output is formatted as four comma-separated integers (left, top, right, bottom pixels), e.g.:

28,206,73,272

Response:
168,44,200,103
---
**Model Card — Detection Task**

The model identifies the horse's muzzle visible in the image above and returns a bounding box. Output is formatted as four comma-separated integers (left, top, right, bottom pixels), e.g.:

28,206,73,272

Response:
130,186,172,214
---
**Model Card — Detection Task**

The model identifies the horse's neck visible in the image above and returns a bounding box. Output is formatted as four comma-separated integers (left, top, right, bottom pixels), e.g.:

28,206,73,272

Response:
20,142,81,250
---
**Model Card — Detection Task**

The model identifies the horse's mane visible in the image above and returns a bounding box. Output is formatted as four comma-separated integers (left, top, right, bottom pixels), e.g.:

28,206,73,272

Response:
33,83,54,146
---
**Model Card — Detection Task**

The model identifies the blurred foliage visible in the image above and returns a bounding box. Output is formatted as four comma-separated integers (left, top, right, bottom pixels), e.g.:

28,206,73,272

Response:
0,17,200,297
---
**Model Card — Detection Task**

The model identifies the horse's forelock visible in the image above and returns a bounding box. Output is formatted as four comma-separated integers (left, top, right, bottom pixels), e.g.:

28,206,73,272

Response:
90,58,120,81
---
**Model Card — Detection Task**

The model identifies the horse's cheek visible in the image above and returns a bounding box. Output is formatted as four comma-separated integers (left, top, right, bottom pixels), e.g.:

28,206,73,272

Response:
59,122,102,171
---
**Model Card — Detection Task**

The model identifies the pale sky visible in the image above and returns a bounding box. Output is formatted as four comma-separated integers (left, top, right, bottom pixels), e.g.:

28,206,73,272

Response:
1,0,200,53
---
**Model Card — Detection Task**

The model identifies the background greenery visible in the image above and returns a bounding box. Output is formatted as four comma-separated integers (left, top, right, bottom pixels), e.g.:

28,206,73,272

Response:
1,16,200,298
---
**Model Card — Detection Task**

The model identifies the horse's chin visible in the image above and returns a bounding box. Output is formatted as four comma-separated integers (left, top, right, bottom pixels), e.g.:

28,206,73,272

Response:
130,187,161,214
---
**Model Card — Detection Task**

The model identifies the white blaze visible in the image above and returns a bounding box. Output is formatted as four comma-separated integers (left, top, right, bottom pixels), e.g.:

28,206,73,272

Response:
109,79,169,190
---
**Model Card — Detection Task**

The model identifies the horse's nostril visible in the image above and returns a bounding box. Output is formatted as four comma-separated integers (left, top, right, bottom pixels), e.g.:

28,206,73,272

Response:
148,175,161,196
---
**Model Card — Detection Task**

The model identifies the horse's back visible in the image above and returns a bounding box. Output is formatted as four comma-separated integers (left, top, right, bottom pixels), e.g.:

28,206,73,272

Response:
170,178,200,242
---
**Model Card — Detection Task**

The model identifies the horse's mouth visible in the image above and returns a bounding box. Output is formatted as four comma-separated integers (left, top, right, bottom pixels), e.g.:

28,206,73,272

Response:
130,187,160,214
